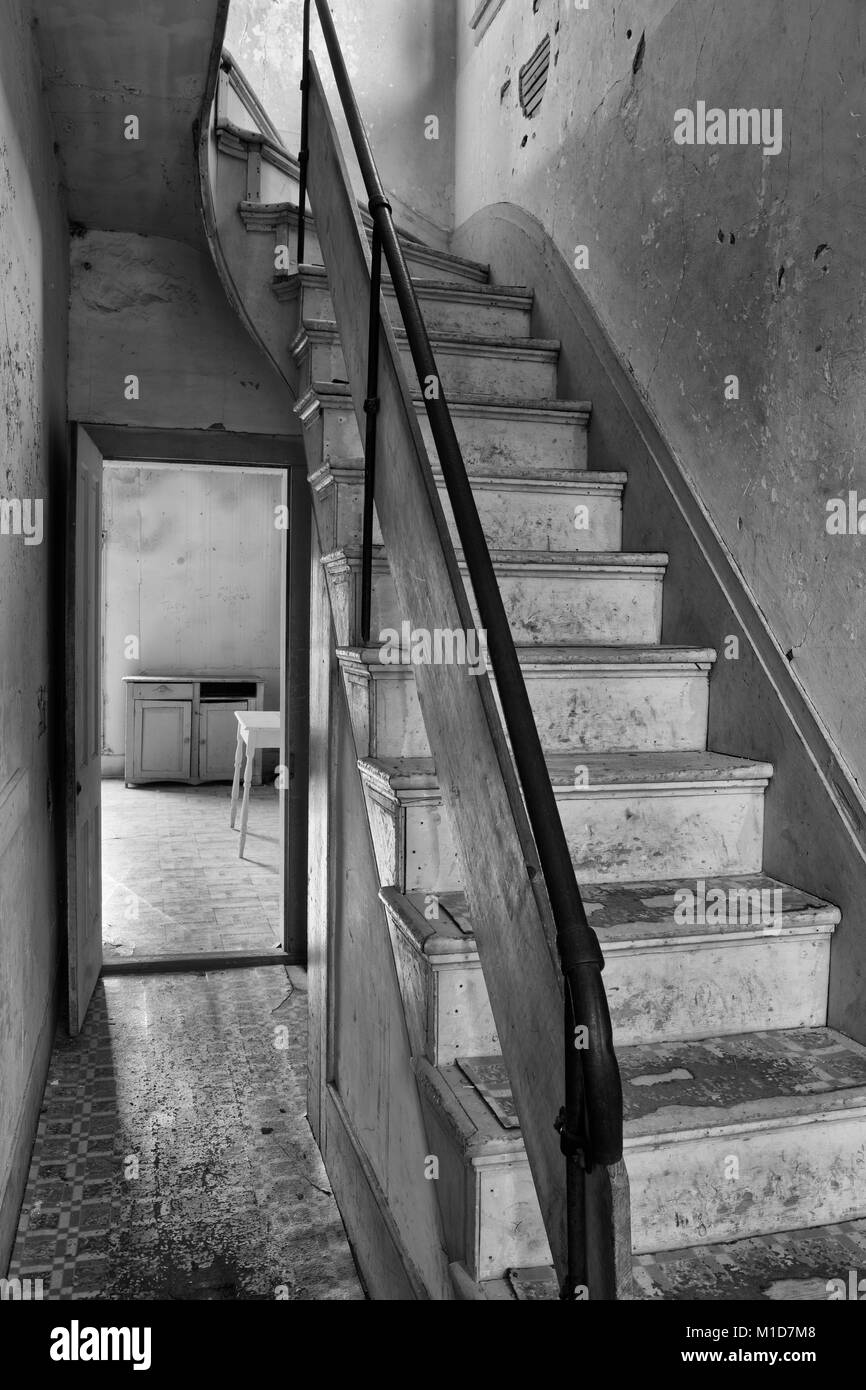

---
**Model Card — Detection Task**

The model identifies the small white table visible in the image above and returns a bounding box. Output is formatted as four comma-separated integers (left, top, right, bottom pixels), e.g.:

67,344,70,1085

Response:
230,711,284,858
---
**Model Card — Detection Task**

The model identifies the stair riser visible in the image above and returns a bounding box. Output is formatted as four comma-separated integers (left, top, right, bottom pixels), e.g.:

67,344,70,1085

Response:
492,570,663,646
603,933,829,1045
560,783,766,884
420,409,589,473
511,669,709,753
302,396,589,478
298,335,558,402
343,664,711,760
323,557,664,648
314,471,622,555
420,407,591,473
439,484,622,553
299,280,533,337
361,780,767,893
297,226,489,286
391,931,830,1064
420,1097,552,1280
420,1097,866,1269
628,1110,866,1252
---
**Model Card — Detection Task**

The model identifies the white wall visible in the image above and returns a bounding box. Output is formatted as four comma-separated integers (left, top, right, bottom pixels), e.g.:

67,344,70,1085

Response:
452,0,866,795
225,0,458,247
0,0,69,1270
102,464,283,773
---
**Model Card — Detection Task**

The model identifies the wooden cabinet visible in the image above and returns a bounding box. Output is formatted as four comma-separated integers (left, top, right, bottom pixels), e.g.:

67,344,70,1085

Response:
124,675,265,786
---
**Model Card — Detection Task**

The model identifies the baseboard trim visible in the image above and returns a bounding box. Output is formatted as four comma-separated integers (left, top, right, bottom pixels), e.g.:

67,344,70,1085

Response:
0,967,61,1274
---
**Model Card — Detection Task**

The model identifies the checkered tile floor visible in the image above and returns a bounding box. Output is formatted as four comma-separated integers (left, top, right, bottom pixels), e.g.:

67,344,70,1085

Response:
102,781,282,960
8,969,365,1300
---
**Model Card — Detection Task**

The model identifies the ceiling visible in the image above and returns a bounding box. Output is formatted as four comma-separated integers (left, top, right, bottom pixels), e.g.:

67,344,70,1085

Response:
32,0,227,242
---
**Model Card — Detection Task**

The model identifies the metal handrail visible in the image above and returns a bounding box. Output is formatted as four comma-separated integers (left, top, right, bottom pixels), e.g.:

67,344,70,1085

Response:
298,0,623,1298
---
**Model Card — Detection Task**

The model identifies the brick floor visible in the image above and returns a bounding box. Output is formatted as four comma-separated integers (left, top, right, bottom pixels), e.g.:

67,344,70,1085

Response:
101,781,281,959
8,968,365,1301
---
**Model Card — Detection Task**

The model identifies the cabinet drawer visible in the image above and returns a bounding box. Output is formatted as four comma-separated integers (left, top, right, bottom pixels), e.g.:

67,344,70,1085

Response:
129,682,194,701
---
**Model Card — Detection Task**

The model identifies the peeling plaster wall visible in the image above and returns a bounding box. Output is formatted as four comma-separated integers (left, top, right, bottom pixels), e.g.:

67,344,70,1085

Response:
0,0,69,1267
225,0,457,246
102,465,283,772
69,230,298,436
453,0,866,793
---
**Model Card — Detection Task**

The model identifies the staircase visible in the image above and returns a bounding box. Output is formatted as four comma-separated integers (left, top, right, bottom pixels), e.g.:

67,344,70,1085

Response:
207,47,866,1303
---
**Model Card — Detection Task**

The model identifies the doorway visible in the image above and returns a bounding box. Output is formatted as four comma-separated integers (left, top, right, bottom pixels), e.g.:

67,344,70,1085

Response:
66,426,311,1032
101,460,284,964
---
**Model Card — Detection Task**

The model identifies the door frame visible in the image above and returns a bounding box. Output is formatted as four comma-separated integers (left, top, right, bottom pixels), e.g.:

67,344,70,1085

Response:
68,430,310,973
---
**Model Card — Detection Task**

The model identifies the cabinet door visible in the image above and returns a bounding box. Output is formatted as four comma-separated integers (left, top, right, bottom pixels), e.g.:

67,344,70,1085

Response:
133,700,192,781
198,701,248,781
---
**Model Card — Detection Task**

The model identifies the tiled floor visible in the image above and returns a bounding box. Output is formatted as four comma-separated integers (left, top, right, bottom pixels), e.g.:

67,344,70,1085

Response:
8,968,365,1300
102,780,282,959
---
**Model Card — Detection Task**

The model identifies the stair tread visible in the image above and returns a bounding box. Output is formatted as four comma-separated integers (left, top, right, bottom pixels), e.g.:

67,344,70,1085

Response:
314,465,625,487
245,202,491,279
416,1056,529,1156
544,750,773,784
289,265,533,302
300,380,593,417
297,319,560,354
339,642,714,669
326,544,668,569
621,1028,866,1138
359,750,774,793
633,1217,866,1300
424,1029,866,1156
382,873,839,955
430,467,625,486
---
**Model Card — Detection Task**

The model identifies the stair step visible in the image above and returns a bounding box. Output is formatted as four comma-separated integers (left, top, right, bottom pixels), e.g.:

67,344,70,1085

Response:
240,202,491,284
321,546,666,648
451,1261,561,1300
378,240,490,288
337,643,714,759
359,751,772,892
311,460,625,556
622,1028,866,1252
381,876,838,1061
280,266,534,336
632,1216,866,1300
417,1031,866,1270
298,382,591,477
415,1056,553,1280
293,322,560,402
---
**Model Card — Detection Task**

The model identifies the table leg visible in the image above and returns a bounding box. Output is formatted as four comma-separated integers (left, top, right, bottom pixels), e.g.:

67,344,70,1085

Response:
238,734,255,859
230,725,244,829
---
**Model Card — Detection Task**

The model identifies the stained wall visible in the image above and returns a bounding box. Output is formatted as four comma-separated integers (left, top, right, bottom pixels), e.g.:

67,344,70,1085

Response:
0,0,70,1269
453,0,866,793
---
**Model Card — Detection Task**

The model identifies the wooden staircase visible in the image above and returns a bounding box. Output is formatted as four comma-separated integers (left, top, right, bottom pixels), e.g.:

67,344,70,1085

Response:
284,231,866,1295
210,49,866,1302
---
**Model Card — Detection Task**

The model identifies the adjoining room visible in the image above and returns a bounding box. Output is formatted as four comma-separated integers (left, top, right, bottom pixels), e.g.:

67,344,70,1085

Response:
99,461,285,963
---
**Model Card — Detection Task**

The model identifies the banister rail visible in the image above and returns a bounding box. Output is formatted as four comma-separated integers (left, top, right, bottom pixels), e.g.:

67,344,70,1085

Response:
298,0,623,1298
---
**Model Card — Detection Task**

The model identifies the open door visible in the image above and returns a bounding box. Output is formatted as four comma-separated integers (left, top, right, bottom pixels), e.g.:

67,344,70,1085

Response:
66,425,103,1035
